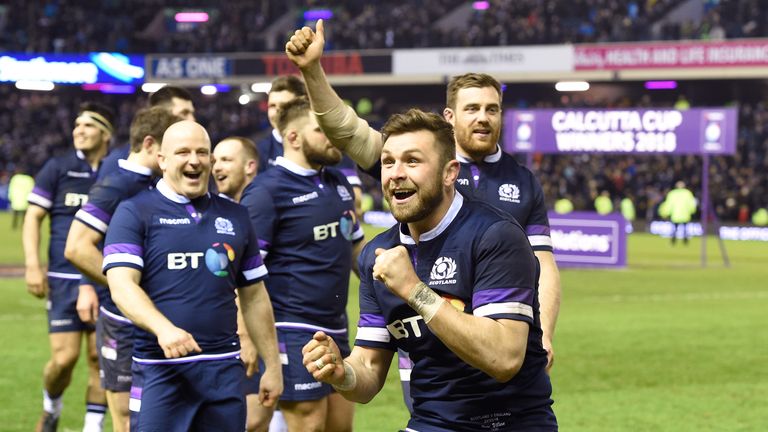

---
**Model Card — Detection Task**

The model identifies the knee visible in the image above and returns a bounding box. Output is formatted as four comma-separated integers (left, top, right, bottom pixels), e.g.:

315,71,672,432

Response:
50,347,80,371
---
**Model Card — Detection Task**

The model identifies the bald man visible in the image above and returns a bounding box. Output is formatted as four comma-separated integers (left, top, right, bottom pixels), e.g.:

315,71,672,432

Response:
103,122,283,431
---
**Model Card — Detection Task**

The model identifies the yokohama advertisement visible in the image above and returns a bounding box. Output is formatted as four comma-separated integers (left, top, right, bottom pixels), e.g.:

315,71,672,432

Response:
575,40,768,69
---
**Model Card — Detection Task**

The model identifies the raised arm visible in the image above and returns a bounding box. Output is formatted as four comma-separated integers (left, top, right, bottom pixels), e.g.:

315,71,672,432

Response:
285,19,382,169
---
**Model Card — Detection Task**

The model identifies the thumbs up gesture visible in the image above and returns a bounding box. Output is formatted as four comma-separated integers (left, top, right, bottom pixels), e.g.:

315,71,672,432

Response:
285,18,326,70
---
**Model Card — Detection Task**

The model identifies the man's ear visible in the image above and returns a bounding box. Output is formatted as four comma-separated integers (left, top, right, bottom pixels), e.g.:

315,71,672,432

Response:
443,159,460,187
285,130,301,150
443,107,455,125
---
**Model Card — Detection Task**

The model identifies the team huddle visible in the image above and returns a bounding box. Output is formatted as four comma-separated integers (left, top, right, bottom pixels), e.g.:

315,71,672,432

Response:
24,21,560,432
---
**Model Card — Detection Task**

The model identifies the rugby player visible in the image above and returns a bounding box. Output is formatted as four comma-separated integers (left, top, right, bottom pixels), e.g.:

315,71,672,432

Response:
303,109,557,431
24,102,114,432
103,121,282,431
240,98,365,432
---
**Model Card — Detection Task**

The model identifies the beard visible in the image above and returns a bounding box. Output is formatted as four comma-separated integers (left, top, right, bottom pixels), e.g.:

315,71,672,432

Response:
384,172,445,224
303,137,343,167
454,122,500,160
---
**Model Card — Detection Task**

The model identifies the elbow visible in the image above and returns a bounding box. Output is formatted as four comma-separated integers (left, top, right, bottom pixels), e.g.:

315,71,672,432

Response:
489,354,525,383
63,242,78,262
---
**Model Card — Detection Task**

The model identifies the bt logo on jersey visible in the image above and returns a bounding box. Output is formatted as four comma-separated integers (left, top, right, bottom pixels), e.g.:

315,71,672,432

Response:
167,252,204,270
313,211,358,241
387,315,424,339
64,193,88,207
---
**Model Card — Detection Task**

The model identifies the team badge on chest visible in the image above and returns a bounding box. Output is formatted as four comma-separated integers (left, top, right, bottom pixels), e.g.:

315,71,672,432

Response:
498,184,521,203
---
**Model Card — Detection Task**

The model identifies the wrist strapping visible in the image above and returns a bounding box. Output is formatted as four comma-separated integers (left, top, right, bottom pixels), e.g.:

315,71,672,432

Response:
408,282,445,324
332,360,357,392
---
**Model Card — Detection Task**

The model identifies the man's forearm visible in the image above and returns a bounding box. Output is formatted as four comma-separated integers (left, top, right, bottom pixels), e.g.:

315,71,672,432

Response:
535,251,561,343
335,348,392,404
107,271,174,336
69,243,107,286
410,282,529,382
239,284,280,369
22,209,44,268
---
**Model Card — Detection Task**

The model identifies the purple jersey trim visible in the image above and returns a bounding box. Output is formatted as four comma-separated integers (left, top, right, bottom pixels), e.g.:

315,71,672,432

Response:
358,313,387,327
81,202,112,225
104,243,144,256
473,288,534,309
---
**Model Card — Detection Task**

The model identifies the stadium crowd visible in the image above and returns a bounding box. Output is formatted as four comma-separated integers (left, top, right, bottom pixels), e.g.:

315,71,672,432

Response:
2,0,767,53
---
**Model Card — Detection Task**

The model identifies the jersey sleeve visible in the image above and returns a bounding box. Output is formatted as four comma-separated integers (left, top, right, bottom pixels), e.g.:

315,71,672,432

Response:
102,201,145,273
525,174,553,252
471,220,538,325
240,183,277,259
74,176,122,234
354,244,396,351
337,155,362,186
28,159,58,210
236,207,268,287
337,175,365,243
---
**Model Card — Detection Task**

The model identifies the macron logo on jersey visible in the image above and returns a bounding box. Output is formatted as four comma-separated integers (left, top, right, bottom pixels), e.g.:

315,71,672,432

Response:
66,170,91,178
457,178,470,186
429,256,457,285
498,184,521,203
292,191,319,204
159,217,191,225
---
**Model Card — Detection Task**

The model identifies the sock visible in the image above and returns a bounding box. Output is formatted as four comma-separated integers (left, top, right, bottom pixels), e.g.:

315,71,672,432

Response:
82,403,107,432
43,390,63,417
269,409,288,432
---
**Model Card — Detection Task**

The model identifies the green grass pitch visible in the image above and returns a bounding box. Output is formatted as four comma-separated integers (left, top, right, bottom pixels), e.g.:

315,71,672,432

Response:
0,212,766,431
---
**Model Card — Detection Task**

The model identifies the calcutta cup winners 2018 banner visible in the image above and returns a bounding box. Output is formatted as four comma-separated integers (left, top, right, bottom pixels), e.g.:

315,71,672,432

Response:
505,108,737,155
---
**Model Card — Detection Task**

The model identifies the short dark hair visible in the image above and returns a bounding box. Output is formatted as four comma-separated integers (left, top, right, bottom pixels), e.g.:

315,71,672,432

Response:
270,75,306,97
218,136,259,162
149,85,193,107
276,97,312,136
446,73,502,110
77,102,115,131
129,106,182,152
381,109,455,168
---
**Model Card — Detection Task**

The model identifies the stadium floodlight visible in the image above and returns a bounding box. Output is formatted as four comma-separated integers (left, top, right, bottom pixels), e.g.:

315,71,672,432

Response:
201,85,218,95
141,83,167,93
555,81,590,92
238,94,251,105
251,82,272,93
175,12,209,23
15,80,55,91
473,1,491,10
645,80,677,90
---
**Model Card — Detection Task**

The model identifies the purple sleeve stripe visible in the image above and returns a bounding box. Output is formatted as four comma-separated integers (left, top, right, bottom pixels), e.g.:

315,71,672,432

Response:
81,203,112,224
104,243,143,256
278,342,287,354
398,356,414,369
257,239,271,250
129,386,142,399
526,224,550,236
242,255,264,270
31,187,52,199
473,288,534,308
358,313,386,327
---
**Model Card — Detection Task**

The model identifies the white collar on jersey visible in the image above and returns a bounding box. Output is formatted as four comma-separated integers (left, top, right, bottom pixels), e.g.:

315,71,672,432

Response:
399,191,464,245
118,158,152,176
456,145,502,164
272,128,283,144
76,150,86,160
275,156,318,176
156,178,209,204
218,193,235,202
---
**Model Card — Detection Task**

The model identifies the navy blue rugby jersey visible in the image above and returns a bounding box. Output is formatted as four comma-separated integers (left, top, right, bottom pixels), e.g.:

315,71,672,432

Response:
102,179,267,363
240,157,364,331
97,144,130,180
362,145,552,253
75,159,154,317
455,146,552,253
355,192,555,432
28,150,98,278
257,129,283,174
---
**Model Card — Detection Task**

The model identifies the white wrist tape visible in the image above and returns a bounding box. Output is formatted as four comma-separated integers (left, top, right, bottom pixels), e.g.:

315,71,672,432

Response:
332,360,357,392
408,282,445,324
